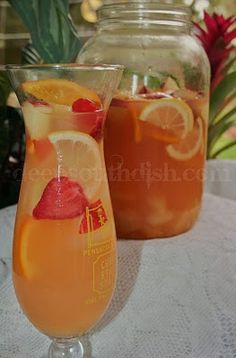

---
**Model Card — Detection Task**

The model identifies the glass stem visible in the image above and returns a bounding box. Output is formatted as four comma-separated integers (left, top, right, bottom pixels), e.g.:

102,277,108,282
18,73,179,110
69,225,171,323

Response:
48,338,84,358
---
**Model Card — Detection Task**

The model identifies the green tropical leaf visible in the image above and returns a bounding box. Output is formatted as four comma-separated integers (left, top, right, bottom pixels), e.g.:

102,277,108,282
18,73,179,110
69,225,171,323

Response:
9,0,81,63
208,107,236,141
22,43,42,64
207,107,236,156
225,56,236,73
211,140,236,159
209,71,236,123
208,120,236,157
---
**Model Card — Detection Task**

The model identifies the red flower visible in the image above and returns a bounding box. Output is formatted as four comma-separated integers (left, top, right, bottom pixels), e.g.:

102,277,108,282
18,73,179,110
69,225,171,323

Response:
194,12,236,91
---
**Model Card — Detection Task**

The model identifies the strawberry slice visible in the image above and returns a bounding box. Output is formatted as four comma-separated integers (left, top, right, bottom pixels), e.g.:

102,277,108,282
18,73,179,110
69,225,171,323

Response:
72,98,104,140
72,110,105,141
72,98,98,113
33,176,89,220
79,199,108,234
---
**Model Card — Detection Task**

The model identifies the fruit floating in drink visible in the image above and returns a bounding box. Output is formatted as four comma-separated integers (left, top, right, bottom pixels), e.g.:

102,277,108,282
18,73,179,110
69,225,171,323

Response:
12,74,118,339
105,76,208,239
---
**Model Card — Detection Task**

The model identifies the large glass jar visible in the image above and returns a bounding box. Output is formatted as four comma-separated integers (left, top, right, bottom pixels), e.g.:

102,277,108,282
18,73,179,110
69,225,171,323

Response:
77,2,210,239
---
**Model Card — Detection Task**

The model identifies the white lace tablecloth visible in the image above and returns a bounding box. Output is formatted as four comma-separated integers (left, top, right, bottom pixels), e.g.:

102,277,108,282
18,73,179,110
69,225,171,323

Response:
1,190,236,358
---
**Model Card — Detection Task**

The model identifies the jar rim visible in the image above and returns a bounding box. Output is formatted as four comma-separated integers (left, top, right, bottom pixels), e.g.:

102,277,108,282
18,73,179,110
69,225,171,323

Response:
5,63,124,72
98,1,192,27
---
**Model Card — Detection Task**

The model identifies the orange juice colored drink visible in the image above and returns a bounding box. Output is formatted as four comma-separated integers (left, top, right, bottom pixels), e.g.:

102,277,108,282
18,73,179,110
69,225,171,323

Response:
105,88,208,239
12,78,117,338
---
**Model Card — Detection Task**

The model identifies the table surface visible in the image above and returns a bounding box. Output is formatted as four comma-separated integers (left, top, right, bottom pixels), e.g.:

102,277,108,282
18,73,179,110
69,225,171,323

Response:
1,189,236,357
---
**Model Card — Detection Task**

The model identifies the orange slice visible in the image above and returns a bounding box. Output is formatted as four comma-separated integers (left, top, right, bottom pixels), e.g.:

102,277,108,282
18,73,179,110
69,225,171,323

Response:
48,130,102,200
166,117,203,161
139,98,194,142
18,216,51,279
140,121,181,144
17,216,79,279
22,78,101,105
128,101,142,143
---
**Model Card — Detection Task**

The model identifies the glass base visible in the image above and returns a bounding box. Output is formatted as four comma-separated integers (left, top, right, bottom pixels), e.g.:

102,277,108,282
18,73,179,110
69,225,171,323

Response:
48,338,84,358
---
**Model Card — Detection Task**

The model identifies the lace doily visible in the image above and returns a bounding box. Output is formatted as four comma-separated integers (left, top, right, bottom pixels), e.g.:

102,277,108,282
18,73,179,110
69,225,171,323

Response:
1,193,236,358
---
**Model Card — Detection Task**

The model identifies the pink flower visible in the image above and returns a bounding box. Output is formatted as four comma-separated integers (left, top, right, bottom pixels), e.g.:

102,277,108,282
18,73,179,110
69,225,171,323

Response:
194,12,236,91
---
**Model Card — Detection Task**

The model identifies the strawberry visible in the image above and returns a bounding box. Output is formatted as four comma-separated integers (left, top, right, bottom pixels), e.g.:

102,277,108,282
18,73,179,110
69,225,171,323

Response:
79,199,108,234
72,98,98,113
72,110,105,142
72,98,104,140
33,176,89,220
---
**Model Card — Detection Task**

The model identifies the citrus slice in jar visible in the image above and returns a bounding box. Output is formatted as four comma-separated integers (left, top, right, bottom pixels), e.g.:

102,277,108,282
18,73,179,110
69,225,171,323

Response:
48,130,102,200
166,117,203,161
22,78,101,105
139,98,194,143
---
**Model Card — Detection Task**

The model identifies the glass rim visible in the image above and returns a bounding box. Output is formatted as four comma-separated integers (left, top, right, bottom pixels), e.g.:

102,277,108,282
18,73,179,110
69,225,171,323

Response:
5,63,124,72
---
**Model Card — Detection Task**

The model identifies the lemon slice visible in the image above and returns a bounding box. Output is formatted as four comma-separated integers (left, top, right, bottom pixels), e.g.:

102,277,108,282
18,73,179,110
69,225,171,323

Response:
22,78,101,105
166,117,203,161
139,98,194,141
48,130,102,200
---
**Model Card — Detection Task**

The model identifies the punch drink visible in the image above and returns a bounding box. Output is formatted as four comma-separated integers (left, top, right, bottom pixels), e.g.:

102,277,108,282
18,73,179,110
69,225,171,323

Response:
7,64,123,356
105,83,208,239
